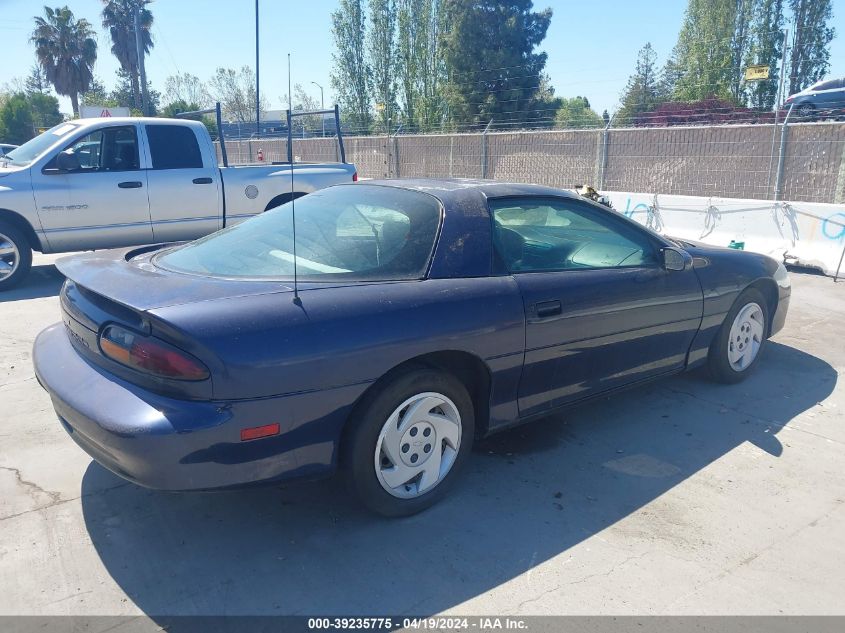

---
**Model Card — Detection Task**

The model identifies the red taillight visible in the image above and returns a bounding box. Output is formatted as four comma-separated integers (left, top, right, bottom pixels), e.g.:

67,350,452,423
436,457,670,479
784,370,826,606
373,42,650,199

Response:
240,423,280,441
99,324,210,381
352,171,358,182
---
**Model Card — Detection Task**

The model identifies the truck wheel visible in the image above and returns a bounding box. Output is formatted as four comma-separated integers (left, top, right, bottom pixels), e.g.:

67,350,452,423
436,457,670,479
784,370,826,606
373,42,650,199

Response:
707,288,768,384
0,222,32,291
345,367,475,517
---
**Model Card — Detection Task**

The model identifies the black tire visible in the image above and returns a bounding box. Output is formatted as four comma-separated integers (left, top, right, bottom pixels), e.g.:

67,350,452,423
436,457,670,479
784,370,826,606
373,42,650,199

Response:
797,103,814,120
708,287,768,384
344,367,475,517
0,221,32,291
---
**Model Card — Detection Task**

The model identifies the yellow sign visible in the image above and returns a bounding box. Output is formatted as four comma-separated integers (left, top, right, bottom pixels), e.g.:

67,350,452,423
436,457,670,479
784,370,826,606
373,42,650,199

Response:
375,102,385,112
745,65,770,81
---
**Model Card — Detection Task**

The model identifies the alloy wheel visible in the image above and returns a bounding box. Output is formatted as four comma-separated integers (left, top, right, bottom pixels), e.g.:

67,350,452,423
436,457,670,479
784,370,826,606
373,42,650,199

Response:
728,302,765,371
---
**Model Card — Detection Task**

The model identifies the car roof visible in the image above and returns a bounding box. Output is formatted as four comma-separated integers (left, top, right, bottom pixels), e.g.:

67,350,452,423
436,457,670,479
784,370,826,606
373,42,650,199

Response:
361,178,582,204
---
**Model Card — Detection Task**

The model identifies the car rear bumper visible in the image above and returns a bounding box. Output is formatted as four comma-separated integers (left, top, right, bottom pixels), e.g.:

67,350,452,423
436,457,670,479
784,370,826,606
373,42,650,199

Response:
33,323,361,491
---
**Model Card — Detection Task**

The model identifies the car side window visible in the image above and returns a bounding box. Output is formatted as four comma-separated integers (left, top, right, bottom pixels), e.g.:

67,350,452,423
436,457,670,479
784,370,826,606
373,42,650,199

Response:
59,126,139,173
146,125,203,170
490,197,658,273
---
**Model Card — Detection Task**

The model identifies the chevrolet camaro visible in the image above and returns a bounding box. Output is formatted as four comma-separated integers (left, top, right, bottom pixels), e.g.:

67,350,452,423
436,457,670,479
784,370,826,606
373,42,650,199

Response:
34,180,791,516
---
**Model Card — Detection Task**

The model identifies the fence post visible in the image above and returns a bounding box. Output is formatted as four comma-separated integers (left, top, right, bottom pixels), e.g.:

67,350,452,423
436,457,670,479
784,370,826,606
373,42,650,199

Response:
598,113,614,190
391,124,403,178
774,103,794,201
481,119,493,179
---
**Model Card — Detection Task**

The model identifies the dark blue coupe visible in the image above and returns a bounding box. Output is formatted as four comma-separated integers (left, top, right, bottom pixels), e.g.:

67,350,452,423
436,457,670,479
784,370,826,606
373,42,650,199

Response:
34,180,791,516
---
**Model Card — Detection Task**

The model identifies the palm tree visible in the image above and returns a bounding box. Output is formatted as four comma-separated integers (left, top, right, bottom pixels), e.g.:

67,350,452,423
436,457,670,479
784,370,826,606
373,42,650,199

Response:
31,6,97,117
101,0,153,111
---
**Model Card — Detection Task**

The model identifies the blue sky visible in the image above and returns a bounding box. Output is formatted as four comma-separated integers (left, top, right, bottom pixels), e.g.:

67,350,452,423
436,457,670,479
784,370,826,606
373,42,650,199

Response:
1,0,843,117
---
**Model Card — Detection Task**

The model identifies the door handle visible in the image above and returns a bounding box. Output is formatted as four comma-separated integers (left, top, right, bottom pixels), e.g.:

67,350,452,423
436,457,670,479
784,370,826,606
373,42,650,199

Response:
192,177,213,185
535,300,562,318
118,181,142,189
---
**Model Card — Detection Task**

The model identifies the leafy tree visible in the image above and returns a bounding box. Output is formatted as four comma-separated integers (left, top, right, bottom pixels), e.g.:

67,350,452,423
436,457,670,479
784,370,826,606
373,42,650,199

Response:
28,93,63,130
160,99,218,138
25,65,51,95
101,0,153,111
163,73,211,109
0,93,35,144
396,0,446,131
81,76,118,107
439,0,553,129
368,0,398,132
746,0,785,109
554,97,603,129
617,43,663,125
730,0,755,101
331,0,372,132
787,0,835,94
31,6,98,117
666,0,738,102
209,66,267,123
110,68,160,114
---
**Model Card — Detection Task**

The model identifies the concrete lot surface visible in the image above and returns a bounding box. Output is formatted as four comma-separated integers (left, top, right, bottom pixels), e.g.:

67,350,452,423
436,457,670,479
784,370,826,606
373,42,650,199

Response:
0,254,844,619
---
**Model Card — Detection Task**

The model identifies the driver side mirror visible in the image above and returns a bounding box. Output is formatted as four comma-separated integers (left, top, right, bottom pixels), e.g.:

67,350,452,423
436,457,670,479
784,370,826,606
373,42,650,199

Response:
662,246,692,271
53,149,81,173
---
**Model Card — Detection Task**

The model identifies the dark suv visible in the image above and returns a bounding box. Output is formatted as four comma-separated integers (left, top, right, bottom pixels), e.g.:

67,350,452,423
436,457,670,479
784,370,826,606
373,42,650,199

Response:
784,77,845,118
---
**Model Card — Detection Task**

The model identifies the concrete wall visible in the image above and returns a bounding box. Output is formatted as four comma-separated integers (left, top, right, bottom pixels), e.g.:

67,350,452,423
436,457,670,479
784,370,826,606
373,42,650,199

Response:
216,120,845,204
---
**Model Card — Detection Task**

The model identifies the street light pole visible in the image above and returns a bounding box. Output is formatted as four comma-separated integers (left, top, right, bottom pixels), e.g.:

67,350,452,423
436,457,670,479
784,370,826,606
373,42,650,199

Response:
311,81,324,137
255,0,260,137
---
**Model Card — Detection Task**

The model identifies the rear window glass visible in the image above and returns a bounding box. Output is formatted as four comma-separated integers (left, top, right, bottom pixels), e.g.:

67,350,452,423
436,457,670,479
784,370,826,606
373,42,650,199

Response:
154,185,442,281
146,125,203,169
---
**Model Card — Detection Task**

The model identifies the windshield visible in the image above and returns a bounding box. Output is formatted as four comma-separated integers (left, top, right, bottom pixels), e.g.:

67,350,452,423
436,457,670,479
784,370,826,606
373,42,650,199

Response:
155,184,442,281
3,122,79,166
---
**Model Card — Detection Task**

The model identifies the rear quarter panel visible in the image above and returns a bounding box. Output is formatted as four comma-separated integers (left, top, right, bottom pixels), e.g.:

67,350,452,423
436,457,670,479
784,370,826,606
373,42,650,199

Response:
151,277,526,426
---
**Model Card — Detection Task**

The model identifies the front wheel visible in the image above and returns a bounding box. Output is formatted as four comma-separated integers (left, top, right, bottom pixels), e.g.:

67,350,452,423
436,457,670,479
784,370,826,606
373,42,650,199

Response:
0,222,32,291
708,288,768,384
345,367,475,517
797,103,814,120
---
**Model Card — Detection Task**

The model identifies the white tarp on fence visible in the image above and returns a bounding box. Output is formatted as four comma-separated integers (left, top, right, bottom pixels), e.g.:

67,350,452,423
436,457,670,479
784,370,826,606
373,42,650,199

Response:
602,191,845,277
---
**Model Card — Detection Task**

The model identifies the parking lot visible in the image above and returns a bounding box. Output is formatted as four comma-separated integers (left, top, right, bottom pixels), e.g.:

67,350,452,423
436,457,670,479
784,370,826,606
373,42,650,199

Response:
1,253,844,618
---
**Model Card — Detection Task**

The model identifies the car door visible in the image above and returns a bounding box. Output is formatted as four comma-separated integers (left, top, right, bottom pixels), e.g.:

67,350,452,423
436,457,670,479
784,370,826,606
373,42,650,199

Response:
143,123,222,243
32,124,153,251
489,196,704,418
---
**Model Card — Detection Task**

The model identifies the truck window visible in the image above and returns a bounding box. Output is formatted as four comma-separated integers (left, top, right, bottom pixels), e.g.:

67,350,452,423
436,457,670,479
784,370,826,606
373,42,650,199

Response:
58,126,139,172
146,125,203,170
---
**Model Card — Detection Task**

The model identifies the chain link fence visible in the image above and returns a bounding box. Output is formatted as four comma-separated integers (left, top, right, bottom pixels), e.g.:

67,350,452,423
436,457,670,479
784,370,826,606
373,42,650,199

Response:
216,119,845,204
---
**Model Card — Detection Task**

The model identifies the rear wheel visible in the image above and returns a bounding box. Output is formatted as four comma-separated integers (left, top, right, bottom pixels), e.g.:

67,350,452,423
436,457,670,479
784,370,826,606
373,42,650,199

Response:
797,103,814,119
0,222,32,291
708,288,768,383
345,367,474,517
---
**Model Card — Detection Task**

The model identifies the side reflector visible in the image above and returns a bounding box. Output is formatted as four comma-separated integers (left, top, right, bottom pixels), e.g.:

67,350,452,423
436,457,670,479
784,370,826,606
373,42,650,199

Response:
352,171,358,182
240,423,280,441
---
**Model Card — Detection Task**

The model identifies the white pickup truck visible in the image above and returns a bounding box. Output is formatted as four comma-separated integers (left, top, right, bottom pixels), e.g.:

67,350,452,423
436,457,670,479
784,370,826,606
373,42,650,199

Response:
0,117,357,289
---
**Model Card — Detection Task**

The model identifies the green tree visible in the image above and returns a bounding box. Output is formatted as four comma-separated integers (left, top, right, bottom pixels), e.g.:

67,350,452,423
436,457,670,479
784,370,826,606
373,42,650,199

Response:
101,0,153,111
0,93,36,144
396,0,446,131
439,0,553,129
554,97,602,129
28,93,63,130
666,0,738,102
109,68,159,114
369,0,398,132
160,99,218,138
25,64,51,95
746,0,785,109
617,43,663,125
208,66,266,123
730,0,755,101
331,0,372,132
81,76,118,107
163,73,211,109
31,6,98,117
787,0,835,94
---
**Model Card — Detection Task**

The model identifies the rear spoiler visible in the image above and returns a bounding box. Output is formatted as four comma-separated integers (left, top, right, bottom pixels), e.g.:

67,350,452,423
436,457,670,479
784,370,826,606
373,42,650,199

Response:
175,103,347,168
